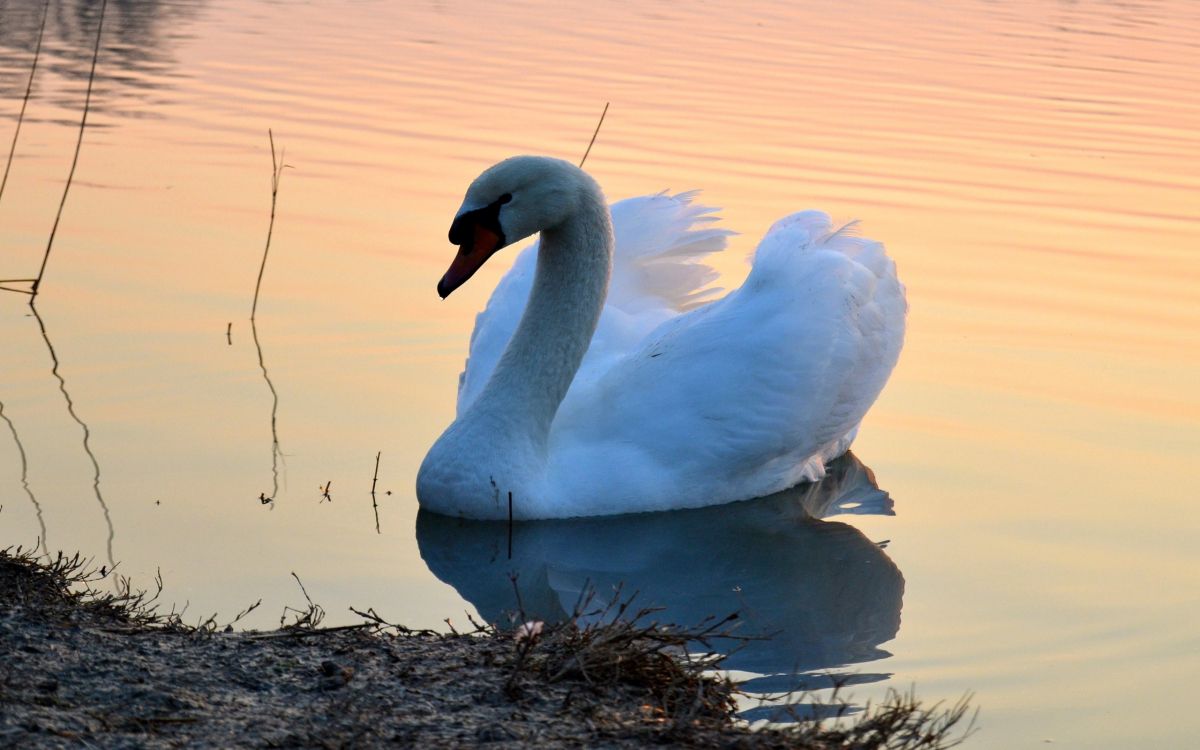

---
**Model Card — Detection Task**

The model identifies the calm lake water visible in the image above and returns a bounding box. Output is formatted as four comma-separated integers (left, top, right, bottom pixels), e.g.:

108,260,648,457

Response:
1,0,1198,746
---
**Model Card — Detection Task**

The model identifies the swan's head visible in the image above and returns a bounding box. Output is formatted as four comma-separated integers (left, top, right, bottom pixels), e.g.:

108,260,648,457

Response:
439,156,591,298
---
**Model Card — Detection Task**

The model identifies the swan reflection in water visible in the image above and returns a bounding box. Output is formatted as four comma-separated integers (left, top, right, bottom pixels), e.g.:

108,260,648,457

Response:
418,452,903,716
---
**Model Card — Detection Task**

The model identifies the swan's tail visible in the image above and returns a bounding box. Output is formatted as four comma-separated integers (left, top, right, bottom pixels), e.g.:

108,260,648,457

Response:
608,191,734,314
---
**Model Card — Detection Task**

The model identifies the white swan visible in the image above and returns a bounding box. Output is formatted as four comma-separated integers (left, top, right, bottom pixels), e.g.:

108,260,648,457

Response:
417,156,906,520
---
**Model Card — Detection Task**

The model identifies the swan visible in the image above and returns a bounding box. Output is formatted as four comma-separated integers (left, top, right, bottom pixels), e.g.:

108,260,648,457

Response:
417,156,906,520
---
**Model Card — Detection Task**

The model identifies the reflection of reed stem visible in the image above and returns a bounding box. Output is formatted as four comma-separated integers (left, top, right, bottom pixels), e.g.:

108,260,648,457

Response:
251,317,281,505
251,130,286,320
32,0,107,299
0,398,45,551
249,131,288,504
0,0,49,205
30,304,115,567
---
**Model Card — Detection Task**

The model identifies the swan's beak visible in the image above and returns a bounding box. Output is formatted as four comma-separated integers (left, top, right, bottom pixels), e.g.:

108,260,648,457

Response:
440,205,507,298
438,225,504,299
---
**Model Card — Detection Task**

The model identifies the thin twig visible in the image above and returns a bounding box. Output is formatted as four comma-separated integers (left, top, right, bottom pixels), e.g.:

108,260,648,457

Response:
291,572,314,606
249,623,368,640
32,0,107,300
578,102,609,168
0,0,50,204
279,571,324,629
222,599,262,631
370,451,381,534
251,129,287,320
508,572,526,621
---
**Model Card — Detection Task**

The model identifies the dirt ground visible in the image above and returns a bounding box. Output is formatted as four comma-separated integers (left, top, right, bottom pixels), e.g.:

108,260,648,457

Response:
0,548,973,749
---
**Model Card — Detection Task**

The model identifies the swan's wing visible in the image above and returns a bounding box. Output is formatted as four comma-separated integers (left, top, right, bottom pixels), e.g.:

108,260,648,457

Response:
456,192,733,414
606,191,732,315
550,211,907,511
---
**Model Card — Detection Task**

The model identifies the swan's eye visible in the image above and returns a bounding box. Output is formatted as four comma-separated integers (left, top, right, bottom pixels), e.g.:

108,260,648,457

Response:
498,193,512,205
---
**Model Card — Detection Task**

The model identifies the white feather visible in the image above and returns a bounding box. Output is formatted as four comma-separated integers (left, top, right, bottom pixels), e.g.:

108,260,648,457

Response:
544,210,906,516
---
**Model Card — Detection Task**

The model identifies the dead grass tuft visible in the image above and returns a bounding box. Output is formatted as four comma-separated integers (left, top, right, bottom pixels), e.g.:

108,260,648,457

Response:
2,544,181,630
1,547,977,748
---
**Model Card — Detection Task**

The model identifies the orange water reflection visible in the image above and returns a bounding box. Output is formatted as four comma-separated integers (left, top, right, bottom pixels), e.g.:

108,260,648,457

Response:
1,1,1197,747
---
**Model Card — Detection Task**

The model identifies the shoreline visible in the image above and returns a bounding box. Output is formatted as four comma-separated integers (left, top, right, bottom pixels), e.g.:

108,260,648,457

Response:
1,547,973,748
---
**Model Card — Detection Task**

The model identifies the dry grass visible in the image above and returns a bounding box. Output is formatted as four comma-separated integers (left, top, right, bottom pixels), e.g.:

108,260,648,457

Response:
1,545,178,632
1,546,977,748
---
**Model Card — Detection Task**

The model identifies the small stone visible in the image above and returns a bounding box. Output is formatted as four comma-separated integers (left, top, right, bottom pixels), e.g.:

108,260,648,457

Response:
475,724,514,743
318,660,354,689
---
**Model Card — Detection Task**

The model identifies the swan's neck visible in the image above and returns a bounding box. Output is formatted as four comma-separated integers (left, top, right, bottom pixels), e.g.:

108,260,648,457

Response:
469,192,612,450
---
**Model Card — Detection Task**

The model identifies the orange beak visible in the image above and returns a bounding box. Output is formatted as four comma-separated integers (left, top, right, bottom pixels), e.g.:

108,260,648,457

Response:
438,223,504,299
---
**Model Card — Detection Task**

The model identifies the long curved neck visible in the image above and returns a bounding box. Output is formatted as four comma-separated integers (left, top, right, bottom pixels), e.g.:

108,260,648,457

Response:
469,190,612,450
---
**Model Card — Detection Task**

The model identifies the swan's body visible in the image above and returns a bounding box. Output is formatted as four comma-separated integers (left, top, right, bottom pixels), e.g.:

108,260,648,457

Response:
417,156,906,520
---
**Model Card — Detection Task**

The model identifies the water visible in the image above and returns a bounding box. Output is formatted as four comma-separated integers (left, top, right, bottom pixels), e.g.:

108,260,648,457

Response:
1,0,1197,746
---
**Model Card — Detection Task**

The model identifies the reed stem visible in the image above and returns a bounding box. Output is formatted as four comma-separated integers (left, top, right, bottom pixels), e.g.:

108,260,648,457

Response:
0,0,50,205
32,0,107,301
578,102,609,168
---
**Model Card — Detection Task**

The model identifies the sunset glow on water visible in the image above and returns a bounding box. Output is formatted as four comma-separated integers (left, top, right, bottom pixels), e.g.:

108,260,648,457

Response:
1,1,1197,746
